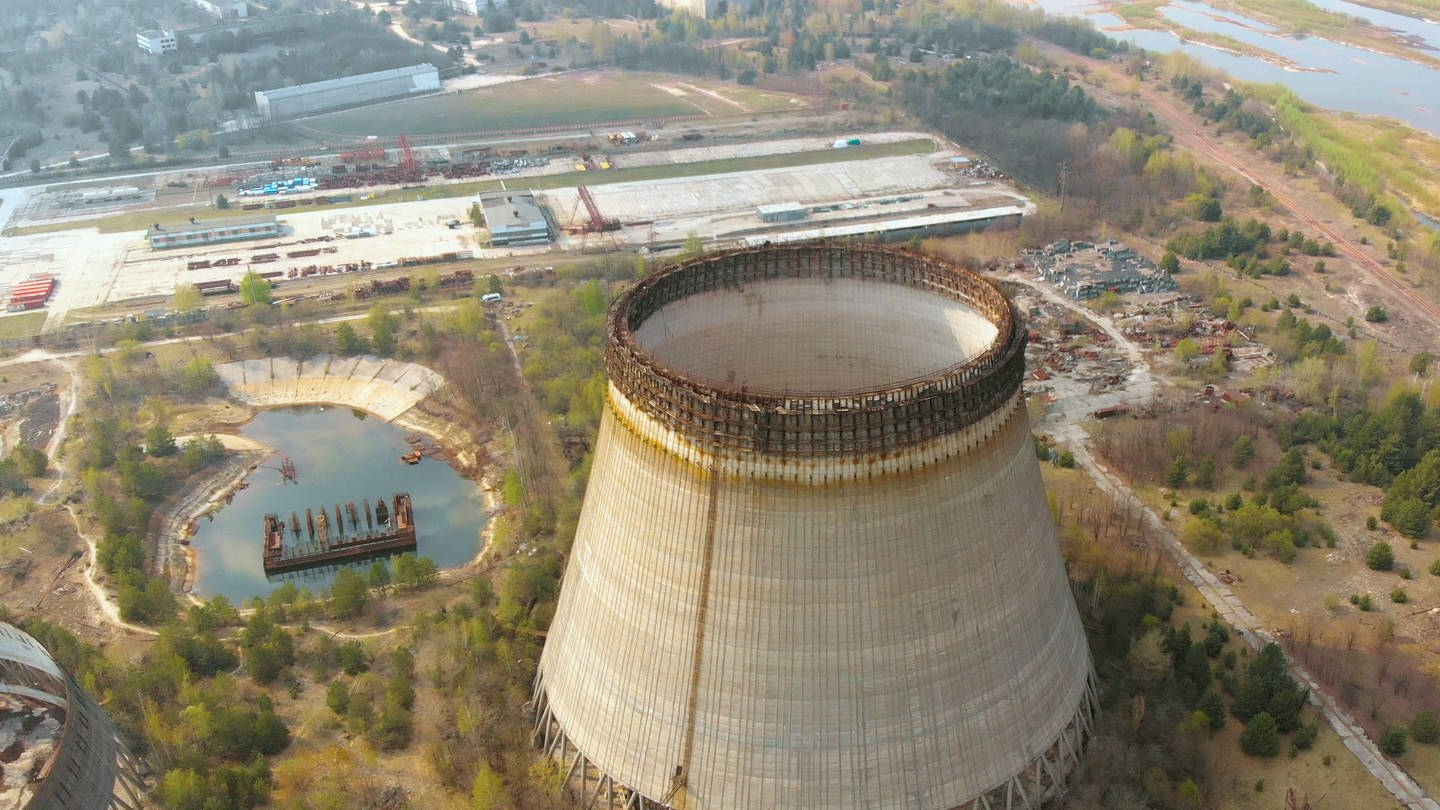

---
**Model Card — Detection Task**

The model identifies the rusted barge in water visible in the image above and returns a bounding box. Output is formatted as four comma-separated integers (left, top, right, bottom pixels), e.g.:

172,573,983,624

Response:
263,492,416,574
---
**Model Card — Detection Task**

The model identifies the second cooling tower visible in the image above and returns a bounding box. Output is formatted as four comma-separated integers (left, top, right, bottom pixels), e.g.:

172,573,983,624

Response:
535,243,1096,810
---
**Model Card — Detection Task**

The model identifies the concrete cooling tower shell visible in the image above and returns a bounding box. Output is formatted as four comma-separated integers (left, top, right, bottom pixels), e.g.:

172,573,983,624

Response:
534,243,1096,810
0,622,146,809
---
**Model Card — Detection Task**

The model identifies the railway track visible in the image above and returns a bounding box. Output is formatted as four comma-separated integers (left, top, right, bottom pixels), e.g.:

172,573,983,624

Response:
1138,84,1440,327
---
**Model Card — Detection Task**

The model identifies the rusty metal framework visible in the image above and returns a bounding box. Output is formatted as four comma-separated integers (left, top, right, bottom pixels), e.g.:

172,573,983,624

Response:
607,242,1026,457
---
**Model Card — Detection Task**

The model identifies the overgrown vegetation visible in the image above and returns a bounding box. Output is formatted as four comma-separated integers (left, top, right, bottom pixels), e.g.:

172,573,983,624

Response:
1049,471,1325,807
76,351,228,622
1285,389,1440,536
901,54,1216,238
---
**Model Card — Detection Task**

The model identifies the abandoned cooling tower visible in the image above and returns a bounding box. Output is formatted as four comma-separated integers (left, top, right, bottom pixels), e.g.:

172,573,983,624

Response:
534,243,1096,810
0,622,146,810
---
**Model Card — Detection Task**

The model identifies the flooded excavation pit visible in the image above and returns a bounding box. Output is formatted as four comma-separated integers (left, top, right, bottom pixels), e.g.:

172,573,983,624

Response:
188,407,487,601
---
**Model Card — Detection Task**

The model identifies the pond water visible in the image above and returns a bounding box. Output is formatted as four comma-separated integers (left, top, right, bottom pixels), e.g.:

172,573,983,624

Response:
1029,0,1440,136
189,407,487,602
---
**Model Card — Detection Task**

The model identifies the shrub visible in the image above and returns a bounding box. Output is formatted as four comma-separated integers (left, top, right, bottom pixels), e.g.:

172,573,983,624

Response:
1292,722,1319,751
1392,588,1409,604
1432,559,1440,576
1198,691,1227,730
1410,711,1439,745
1241,713,1280,757
338,640,369,676
326,680,350,715
1380,725,1408,756
1367,542,1395,571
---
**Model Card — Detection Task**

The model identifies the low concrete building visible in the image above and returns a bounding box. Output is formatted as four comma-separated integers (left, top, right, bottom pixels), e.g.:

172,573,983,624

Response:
445,0,481,14
757,201,807,223
147,215,280,249
136,29,178,55
254,63,441,121
480,191,551,246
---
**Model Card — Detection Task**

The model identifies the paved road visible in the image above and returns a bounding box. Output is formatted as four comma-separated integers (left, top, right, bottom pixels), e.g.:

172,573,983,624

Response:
1012,273,1439,809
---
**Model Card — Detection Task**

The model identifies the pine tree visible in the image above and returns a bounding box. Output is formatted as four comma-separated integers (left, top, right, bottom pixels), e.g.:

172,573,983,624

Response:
1240,712,1280,757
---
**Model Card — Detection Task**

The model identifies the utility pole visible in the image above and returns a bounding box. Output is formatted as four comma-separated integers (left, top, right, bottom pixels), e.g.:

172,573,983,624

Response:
1059,161,1069,213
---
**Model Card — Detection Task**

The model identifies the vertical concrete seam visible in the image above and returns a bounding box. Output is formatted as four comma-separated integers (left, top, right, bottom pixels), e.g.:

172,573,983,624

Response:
678,460,721,798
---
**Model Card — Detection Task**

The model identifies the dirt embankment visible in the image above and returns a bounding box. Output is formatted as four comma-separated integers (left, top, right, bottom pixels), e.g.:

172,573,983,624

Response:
214,355,445,421
153,448,269,593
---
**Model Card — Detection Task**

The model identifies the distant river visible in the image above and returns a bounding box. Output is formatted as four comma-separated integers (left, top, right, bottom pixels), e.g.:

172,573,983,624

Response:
189,407,488,602
1028,0,1440,136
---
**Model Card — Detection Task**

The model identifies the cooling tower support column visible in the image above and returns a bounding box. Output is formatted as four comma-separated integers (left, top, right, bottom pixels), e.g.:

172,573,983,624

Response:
536,243,1098,810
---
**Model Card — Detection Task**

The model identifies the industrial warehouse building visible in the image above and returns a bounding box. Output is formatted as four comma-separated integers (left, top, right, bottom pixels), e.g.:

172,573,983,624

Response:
147,215,280,249
535,244,1096,810
480,191,552,246
254,64,440,121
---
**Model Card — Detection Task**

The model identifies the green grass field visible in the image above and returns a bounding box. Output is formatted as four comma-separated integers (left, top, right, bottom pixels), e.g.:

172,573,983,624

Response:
301,74,701,138
0,312,45,340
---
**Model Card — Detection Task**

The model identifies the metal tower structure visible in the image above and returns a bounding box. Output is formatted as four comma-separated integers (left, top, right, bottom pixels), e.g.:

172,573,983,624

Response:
534,243,1097,810
397,134,418,173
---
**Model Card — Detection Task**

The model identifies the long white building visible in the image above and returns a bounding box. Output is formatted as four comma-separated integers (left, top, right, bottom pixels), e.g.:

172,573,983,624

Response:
254,63,441,121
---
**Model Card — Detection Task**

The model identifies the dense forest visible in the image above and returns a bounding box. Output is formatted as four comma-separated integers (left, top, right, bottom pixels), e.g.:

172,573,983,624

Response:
898,53,1206,233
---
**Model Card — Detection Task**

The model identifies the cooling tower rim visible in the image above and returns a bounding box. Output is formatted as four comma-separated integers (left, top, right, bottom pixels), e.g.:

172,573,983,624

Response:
605,242,1027,456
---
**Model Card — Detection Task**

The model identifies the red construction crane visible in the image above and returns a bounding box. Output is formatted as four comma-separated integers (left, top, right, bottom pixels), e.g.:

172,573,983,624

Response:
398,134,418,173
576,185,619,232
